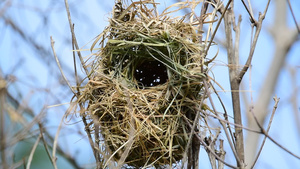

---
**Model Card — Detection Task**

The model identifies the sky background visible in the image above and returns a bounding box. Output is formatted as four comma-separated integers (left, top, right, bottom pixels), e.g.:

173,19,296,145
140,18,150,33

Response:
1,0,300,168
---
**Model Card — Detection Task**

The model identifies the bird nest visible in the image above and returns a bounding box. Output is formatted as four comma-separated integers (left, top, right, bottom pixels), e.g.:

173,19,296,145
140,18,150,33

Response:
77,0,214,168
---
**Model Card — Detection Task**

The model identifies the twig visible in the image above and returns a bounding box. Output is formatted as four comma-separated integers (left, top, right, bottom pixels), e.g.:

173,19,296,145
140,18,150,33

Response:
203,80,242,165
198,107,261,134
233,15,242,71
72,24,80,88
4,16,74,77
0,76,7,169
218,139,225,169
222,2,245,165
26,134,42,169
70,22,102,166
210,82,236,146
198,0,209,43
81,110,100,166
64,0,89,76
223,1,270,166
237,0,271,83
286,0,300,33
183,116,237,169
250,96,279,168
0,0,12,18
206,130,221,169
64,0,100,165
182,87,207,168
34,106,81,168
51,37,76,94
204,0,232,57
246,0,298,163
250,97,300,160
38,122,55,168
52,114,64,169
263,130,300,160
240,0,257,25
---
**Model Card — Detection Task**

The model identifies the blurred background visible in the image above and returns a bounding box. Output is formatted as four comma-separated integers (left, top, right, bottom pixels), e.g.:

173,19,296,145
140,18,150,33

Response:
0,0,299,168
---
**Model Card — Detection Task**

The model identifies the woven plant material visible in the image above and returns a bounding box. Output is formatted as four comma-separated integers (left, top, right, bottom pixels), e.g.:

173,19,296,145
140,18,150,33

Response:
77,0,213,167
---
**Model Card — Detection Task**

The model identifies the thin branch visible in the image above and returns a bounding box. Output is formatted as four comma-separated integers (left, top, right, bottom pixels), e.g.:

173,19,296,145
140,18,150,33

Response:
237,0,271,83
223,1,245,165
210,82,236,145
64,0,89,76
52,115,64,169
38,123,54,168
240,0,257,25
250,97,300,160
72,24,80,88
0,0,12,17
81,109,100,166
218,139,226,169
250,96,279,168
182,87,206,168
198,0,209,43
246,0,298,164
0,76,7,169
198,107,261,134
183,116,237,169
4,17,74,78
203,80,242,165
50,36,76,94
204,0,232,57
246,0,254,22
63,1,99,165
286,0,300,33
26,134,42,169
263,131,300,160
206,130,221,169
233,15,242,70
38,121,82,168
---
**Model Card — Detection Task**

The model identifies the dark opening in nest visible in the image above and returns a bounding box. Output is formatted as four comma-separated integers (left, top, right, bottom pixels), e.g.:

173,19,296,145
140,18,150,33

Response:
134,60,168,88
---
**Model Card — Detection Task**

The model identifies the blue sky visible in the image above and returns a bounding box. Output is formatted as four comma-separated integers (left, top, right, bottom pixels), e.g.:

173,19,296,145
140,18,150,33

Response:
1,0,299,168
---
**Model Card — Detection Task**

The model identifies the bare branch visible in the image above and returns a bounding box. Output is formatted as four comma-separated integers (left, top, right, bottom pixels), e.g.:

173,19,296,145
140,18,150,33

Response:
0,0,12,17
64,0,89,76
246,0,299,164
203,80,241,165
240,0,257,25
26,134,42,169
223,1,245,166
0,75,7,169
182,86,207,167
250,97,300,160
52,115,64,169
210,82,236,145
51,37,76,94
38,123,54,168
286,0,300,33
237,0,271,83
3,17,74,78
250,96,279,168
204,0,232,57
183,116,237,169
218,139,226,169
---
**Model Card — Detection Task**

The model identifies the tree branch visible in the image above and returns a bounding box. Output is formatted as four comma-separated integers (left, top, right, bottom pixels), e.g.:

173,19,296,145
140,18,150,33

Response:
250,96,279,168
223,2,245,167
245,0,299,165
237,0,271,83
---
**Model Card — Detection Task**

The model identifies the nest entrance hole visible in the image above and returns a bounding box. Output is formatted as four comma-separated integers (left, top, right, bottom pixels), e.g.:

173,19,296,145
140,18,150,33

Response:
134,60,168,88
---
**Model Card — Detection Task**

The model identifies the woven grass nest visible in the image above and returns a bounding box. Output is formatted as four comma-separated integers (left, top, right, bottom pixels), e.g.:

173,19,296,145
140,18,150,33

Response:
78,0,213,168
